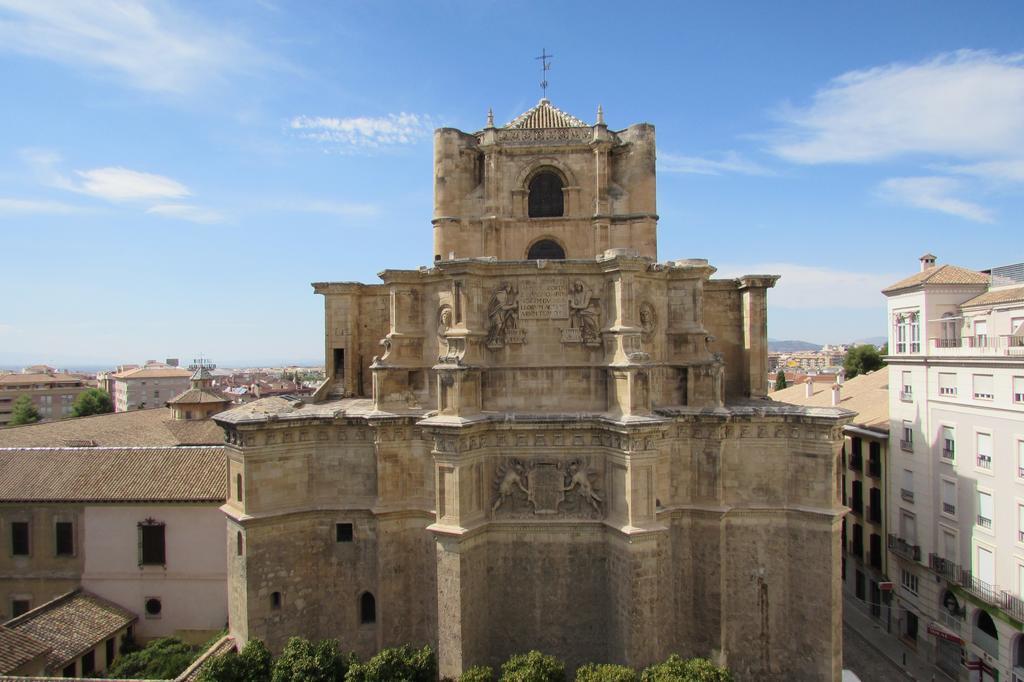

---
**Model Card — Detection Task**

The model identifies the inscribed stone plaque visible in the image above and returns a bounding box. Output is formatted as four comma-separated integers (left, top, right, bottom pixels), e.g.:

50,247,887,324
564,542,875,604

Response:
528,463,565,514
518,279,568,319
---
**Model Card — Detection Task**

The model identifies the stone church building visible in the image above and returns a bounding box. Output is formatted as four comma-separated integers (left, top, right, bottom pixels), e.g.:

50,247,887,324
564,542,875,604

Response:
216,99,852,681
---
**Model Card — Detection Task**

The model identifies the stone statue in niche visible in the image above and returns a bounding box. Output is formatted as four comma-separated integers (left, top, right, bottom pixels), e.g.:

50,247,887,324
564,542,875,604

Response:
564,460,602,512
492,459,528,511
486,282,526,349
437,305,452,338
639,301,656,339
562,280,601,346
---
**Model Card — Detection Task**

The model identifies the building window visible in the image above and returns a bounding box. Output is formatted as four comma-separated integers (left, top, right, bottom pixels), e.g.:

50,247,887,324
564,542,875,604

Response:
106,638,115,666
1019,440,1024,479
978,491,994,529
900,371,913,401
82,649,95,675
1019,505,1024,544
138,520,166,565
941,426,956,462
900,568,919,595
900,421,913,452
336,523,353,542
527,171,564,218
526,239,566,260
236,473,243,502
977,545,996,586
900,469,914,503
938,372,958,396
974,319,989,346
1014,376,1024,403
236,531,243,556
63,663,76,678
144,597,162,618
976,432,993,470
941,479,956,516
271,591,282,609
360,592,376,624
55,521,74,556
973,374,994,400
11,521,29,555
11,598,31,617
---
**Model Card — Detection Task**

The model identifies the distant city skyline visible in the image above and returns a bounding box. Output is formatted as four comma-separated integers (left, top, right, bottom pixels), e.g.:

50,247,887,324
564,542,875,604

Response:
1,2,1022,363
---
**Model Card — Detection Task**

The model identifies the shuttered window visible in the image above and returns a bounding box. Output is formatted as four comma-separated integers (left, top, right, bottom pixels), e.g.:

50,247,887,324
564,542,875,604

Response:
139,522,165,565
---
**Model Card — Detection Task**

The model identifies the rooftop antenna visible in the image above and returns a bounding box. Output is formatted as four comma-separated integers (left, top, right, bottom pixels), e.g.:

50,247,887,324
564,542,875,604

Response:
535,48,553,99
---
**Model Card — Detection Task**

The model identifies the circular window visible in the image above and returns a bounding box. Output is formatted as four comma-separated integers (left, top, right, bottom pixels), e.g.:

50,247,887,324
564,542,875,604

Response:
145,598,162,616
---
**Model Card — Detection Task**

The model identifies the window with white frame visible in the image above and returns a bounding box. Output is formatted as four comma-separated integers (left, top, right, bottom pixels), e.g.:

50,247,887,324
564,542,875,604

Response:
1014,376,1024,403
941,479,956,516
977,432,993,470
978,490,994,529
900,568,919,595
901,469,915,503
899,509,917,544
973,374,994,400
1018,504,1024,544
939,372,957,397
901,421,913,451
894,312,919,353
942,529,957,564
977,545,995,586
974,319,989,346
910,314,920,352
941,426,955,461
901,371,913,400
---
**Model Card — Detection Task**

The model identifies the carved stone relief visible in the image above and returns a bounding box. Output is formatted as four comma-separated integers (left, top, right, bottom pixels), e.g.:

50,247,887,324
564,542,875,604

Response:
562,280,601,346
639,301,657,340
486,282,527,350
491,457,603,519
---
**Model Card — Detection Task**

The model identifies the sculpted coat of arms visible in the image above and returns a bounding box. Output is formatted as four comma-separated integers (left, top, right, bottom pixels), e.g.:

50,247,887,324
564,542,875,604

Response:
491,458,603,518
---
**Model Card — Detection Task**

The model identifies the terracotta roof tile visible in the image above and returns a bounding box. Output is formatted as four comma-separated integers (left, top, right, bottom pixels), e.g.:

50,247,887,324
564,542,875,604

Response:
0,625,50,675
5,590,137,671
0,447,226,502
882,264,989,294
960,284,1024,308
168,389,232,406
770,369,890,430
112,368,191,380
0,374,85,386
0,408,223,447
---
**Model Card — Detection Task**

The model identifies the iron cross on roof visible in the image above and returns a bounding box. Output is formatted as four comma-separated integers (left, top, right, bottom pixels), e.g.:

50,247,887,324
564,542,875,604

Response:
536,48,553,98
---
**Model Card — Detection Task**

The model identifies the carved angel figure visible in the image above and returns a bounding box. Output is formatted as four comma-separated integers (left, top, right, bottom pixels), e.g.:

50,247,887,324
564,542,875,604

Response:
492,459,528,511
564,460,602,512
568,280,600,344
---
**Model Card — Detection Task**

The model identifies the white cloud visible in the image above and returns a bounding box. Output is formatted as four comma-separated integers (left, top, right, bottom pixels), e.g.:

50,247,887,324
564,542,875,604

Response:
715,263,900,310
947,159,1024,184
71,167,190,202
877,176,993,223
275,199,379,218
659,151,772,176
771,50,1024,164
0,0,267,94
0,197,87,214
146,203,225,224
290,113,434,150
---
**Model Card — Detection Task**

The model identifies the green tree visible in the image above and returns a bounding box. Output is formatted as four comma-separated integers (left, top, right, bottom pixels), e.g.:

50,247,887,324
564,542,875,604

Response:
842,344,885,379
8,395,40,426
271,637,355,682
70,388,114,417
108,637,199,679
575,662,638,682
640,655,732,682
344,644,434,682
460,666,495,682
498,651,565,682
774,369,787,390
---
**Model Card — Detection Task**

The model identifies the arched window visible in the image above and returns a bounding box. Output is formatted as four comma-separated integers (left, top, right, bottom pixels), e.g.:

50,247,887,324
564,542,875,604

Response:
527,239,566,260
360,592,376,624
975,610,999,657
528,171,564,217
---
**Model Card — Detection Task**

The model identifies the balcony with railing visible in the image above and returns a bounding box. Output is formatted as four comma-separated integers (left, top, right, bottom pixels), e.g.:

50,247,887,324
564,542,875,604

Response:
900,439,913,452
942,502,956,515
941,447,955,461
930,553,1024,624
901,488,915,503
977,454,992,470
889,534,921,562
900,389,913,402
978,515,992,529
930,335,1024,357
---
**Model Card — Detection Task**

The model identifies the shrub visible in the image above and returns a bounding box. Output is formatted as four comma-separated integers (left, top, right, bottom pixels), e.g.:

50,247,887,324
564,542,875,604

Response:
460,665,495,682
640,655,732,682
499,651,565,682
345,644,435,682
574,663,637,682
108,637,199,679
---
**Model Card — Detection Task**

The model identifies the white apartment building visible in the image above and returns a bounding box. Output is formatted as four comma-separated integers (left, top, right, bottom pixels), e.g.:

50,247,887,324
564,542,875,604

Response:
111,367,191,412
885,254,1024,681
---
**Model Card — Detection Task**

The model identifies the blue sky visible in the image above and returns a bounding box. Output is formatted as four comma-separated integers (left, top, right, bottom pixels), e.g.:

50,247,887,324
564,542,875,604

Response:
1,1,1023,367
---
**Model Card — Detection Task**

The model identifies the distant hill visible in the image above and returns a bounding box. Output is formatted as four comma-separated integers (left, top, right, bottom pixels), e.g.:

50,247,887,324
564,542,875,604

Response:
768,339,821,352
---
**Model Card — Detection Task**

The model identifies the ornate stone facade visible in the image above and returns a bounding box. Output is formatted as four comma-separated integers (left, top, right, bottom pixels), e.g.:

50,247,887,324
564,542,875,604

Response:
215,99,852,681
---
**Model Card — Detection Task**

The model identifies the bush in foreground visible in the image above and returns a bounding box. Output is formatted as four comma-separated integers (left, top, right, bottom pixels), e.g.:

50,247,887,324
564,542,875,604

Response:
499,650,565,682
640,655,732,682
108,637,199,679
575,662,638,682
345,643,435,682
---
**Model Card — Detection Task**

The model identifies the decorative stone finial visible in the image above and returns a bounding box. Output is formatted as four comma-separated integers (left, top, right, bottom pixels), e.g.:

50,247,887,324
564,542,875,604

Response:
486,108,494,128
596,104,605,125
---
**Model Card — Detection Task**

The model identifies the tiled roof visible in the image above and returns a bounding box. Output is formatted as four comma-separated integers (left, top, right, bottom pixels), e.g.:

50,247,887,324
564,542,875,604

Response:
112,368,191,380
0,625,50,675
960,284,1024,308
505,99,589,129
770,369,890,430
168,388,232,405
0,447,226,502
176,636,236,682
0,374,84,386
0,408,223,447
882,264,989,294
5,590,137,672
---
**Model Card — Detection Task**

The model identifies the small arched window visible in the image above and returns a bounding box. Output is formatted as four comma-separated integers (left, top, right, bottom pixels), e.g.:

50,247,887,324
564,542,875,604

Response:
360,592,376,624
528,171,564,218
527,239,566,260
977,610,998,639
